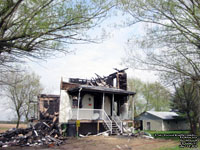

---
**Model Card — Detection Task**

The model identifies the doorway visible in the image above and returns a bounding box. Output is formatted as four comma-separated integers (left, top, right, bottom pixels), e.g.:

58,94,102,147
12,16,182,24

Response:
147,122,151,130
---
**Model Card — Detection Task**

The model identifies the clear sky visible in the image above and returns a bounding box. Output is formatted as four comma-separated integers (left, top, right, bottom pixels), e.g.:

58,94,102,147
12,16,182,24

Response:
0,13,157,121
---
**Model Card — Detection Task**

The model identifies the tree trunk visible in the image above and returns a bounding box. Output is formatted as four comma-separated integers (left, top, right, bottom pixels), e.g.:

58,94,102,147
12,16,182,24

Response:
16,112,21,128
187,112,195,134
25,112,29,123
190,119,198,135
192,121,197,134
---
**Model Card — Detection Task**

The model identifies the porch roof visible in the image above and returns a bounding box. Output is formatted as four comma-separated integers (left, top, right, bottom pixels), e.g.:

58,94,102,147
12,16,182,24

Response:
68,85,135,95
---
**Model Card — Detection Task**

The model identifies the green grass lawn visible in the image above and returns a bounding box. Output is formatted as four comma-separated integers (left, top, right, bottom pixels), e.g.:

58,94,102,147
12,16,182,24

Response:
142,131,199,150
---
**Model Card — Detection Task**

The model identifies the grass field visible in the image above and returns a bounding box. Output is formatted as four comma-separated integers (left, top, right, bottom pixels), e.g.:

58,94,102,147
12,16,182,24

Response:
0,123,27,133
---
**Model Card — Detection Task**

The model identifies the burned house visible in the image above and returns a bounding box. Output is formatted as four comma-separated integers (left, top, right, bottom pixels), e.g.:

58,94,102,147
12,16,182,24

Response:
59,69,135,135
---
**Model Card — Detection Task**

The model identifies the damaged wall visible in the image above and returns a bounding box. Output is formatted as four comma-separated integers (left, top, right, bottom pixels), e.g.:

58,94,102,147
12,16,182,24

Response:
82,94,94,109
120,103,129,120
104,96,111,116
38,94,60,120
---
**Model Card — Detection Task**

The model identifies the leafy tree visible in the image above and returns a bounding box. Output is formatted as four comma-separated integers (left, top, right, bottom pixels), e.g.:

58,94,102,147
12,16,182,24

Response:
128,78,170,116
0,0,113,70
119,0,200,83
119,0,200,134
3,69,42,128
172,80,200,134
128,78,145,116
144,82,171,111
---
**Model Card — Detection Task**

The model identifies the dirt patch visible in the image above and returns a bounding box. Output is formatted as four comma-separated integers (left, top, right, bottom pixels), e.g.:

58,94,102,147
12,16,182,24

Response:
4,135,178,150
60,136,178,150
0,123,27,133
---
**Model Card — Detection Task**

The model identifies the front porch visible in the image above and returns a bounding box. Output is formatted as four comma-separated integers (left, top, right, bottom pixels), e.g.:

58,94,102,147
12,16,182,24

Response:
68,108,134,135
59,84,135,135
68,85,135,119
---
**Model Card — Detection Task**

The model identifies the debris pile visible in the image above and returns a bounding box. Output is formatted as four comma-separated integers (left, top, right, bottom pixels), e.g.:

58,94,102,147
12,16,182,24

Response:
0,114,64,148
119,131,154,139
133,131,154,139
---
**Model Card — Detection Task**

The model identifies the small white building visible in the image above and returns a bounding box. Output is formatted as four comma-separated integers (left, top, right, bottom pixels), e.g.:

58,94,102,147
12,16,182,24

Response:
135,111,190,131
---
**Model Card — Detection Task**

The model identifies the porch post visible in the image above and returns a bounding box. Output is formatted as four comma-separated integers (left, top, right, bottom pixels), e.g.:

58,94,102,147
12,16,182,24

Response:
112,94,114,117
77,88,82,120
132,95,134,120
128,95,130,119
102,92,105,111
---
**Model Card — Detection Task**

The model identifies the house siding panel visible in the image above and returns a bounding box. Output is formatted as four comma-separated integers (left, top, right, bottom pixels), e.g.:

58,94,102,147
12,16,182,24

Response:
163,120,190,131
143,119,163,131
104,96,111,116
59,90,72,123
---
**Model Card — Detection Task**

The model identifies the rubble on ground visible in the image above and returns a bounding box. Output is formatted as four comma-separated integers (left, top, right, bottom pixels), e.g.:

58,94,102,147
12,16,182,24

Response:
119,131,154,139
0,113,65,148
121,126,154,139
79,128,153,139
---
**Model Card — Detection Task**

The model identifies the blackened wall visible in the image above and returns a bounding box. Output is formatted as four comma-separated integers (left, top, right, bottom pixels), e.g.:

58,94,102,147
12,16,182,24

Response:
78,122,106,135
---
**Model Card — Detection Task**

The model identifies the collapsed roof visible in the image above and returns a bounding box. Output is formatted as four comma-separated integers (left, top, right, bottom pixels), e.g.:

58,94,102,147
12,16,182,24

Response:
68,68,128,90
61,68,135,96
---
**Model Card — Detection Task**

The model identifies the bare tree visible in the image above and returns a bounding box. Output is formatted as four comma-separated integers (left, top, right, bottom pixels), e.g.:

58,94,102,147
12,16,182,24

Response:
3,69,42,128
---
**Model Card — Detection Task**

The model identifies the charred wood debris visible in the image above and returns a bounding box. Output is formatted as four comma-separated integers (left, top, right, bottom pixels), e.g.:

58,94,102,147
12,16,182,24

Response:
69,68,128,90
0,113,64,148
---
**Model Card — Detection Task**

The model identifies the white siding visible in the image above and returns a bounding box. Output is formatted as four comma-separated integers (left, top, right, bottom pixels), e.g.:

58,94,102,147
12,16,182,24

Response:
82,94,94,109
59,90,72,123
80,94,94,119
143,119,163,131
